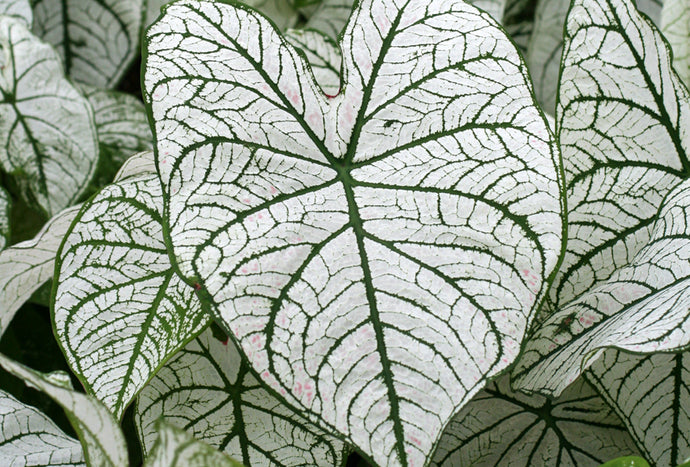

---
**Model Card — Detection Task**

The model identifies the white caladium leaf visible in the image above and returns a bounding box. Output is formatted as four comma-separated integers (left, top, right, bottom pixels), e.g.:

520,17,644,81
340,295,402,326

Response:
431,374,639,466
145,0,563,464
0,0,32,26
514,176,690,395
304,0,354,39
0,187,9,251
53,174,209,420
144,421,244,467
80,85,153,168
0,389,85,466
527,0,665,116
0,16,98,217
0,354,127,467
137,327,346,466
662,0,690,87
283,30,340,95
31,0,143,88
0,205,80,338
586,348,690,467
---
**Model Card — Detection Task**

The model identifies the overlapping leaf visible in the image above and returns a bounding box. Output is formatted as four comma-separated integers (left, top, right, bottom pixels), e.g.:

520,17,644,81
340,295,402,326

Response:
662,0,690,87
0,16,98,216
137,328,346,466
0,354,127,467
0,389,85,466
586,348,690,466
432,374,639,466
31,0,143,88
53,174,208,420
144,422,245,467
145,0,562,464
0,0,32,26
0,205,80,338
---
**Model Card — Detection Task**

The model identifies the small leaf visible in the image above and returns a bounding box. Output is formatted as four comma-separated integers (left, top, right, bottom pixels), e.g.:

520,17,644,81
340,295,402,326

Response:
0,16,98,216
0,0,32,26
0,205,80,338
586,349,690,466
144,421,245,467
0,354,127,467
31,0,144,88
137,327,346,466
661,0,690,87
0,389,85,466
145,0,563,464
53,174,209,420
432,374,639,466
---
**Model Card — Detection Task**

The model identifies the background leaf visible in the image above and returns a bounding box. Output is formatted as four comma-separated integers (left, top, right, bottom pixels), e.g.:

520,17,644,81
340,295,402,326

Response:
661,0,690,88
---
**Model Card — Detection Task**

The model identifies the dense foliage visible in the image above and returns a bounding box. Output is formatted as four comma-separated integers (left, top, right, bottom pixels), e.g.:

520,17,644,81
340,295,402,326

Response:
0,0,689,465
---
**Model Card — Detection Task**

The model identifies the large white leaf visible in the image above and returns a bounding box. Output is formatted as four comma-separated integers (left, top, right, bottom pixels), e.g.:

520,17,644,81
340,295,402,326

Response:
53,174,209,420
0,205,80,338
137,327,346,466
0,389,85,466
145,1,563,464
0,0,32,26
0,16,98,216
432,374,639,466
587,348,690,467
31,0,143,88
0,354,127,467
662,0,690,87
514,176,690,395
144,421,244,467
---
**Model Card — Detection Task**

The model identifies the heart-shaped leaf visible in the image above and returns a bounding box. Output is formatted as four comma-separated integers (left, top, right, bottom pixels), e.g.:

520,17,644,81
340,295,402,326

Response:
145,0,563,464
661,0,690,87
513,0,690,396
0,389,85,466
586,348,690,466
0,16,98,217
0,0,32,26
53,174,209,420
0,354,127,467
137,327,346,466
0,205,80,338
31,0,143,88
144,421,245,467
431,374,639,466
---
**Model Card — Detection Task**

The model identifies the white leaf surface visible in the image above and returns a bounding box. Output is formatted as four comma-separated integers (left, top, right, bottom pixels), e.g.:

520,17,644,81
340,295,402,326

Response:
0,0,32,26
144,421,244,467
0,389,84,466
137,327,346,466
0,16,98,216
515,176,690,395
432,374,639,466
145,1,563,464
0,187,9,251
0,354,127,467
31,0,143,88
662,0,690,87
283,30,340,96
0,205,80,338
587,348,690,467
53,174,209,420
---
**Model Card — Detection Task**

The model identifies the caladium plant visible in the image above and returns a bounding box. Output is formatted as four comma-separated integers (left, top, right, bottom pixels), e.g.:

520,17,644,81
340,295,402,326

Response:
0,0,689,465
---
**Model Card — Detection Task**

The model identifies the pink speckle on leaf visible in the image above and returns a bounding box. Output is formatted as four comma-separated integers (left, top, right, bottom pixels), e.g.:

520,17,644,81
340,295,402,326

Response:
269,186,278,194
